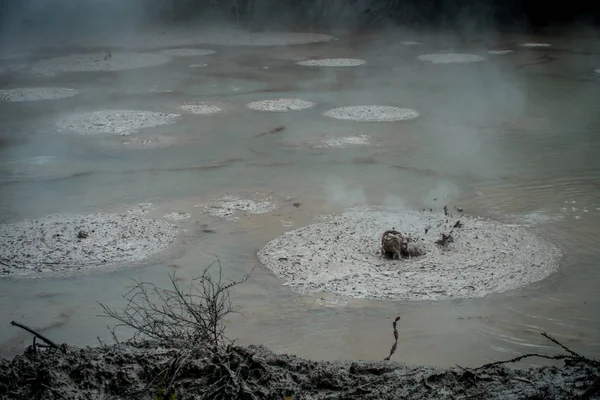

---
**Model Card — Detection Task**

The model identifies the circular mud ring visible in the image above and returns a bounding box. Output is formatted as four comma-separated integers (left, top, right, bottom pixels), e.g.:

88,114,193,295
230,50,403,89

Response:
0,213,178,277
417,53,486,64
519,43,551,47
197,32,334,46
55,110,180,136
323,105,419,122
257,207,561,301
31,52,171,76
246,98,316,112
296,58,366,67
402,41,420,46
488,50,514,55
160,48,216,57
179,102,224,115
0,87,78,102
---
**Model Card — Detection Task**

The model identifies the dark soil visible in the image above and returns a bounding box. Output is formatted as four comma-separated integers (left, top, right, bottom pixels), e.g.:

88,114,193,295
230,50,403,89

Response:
1,341,599,400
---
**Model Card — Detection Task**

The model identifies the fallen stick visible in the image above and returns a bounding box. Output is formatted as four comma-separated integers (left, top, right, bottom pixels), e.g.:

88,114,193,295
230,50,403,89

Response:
383,316,400,361
10,321,62,351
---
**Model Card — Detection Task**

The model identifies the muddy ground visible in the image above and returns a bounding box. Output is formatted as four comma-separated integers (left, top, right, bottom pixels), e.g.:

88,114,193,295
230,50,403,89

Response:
1,339,599,400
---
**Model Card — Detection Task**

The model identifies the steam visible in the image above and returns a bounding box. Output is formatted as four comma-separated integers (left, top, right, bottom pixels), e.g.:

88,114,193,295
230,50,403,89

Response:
324,177,366,207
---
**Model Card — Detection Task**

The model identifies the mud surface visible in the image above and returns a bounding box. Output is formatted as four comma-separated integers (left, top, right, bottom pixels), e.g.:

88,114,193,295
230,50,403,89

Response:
203,195,279,221
196,32,334,46
179,102,224,115
0,88,78,102
520,43,552,47
159,48,216,57
296,58,366,67
1,341,598,400
257,206,561,301
417,53,486,63
31,53,172,76
488,50,515,55
0,213,178,277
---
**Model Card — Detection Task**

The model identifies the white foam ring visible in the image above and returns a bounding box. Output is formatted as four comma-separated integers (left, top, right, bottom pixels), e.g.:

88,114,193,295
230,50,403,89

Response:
257,207,561,301
246,98,316,112
0,213,178,277
323,105,419,122
55,110,180,136
417,53,486,64
296,58,366,67
0,87,78,102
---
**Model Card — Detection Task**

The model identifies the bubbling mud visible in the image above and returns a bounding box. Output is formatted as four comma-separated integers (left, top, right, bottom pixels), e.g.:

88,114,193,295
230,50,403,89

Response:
257,206,561,301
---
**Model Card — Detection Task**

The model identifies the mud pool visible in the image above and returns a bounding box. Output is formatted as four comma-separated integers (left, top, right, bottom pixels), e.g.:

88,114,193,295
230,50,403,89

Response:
1,27,600,369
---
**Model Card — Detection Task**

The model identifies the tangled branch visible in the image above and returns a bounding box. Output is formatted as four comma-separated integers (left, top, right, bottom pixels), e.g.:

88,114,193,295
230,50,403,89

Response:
99,260,252,349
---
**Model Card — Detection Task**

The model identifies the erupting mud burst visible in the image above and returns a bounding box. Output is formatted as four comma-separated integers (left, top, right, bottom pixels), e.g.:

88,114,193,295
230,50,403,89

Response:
0,88,78,102
322,105,419,122
179,102,225,115
0,214,178,277
30,52,171,76
55,110,180,136
594,69,600,74
488,50,514,55
246,98,316,112
296,58,366,67
159,48,216,57
257,206,561,301
417,53,486,64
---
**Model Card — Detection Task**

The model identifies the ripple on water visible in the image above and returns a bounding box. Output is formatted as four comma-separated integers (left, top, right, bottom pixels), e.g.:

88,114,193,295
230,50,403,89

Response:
0,157,83,181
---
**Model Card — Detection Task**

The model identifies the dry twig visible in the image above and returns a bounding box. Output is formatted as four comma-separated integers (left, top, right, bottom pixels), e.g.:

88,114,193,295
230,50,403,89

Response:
384,316,400,361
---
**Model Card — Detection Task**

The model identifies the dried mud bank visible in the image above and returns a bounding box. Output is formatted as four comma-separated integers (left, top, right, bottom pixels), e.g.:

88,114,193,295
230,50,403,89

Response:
1,341,598,400
258,207,561,301
0,213,177,278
